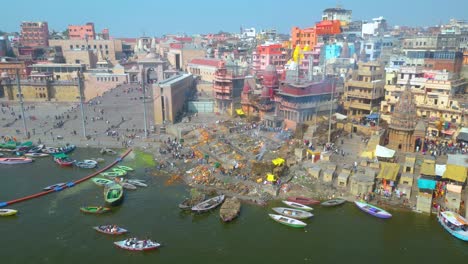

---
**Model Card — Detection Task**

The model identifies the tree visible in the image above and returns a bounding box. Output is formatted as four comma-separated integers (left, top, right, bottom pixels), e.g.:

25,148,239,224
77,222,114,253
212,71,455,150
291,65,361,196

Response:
62,29,69,38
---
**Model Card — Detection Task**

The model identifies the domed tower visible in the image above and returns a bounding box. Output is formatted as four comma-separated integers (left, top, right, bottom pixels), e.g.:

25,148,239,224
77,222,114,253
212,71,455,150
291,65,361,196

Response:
262,64,279,98
387,80,419,152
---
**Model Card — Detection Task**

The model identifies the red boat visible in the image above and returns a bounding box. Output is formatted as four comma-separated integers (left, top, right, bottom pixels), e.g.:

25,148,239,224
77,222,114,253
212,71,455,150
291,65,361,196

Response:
287,196,320,205
53,153,74,166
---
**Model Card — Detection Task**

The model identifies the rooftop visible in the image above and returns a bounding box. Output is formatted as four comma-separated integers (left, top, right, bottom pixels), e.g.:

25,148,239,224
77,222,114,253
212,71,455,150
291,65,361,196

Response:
159,73,192,87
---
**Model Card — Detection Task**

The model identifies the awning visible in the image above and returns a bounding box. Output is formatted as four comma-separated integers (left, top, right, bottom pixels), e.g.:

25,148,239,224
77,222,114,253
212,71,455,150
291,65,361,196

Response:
366,113,380,119
417,178,436,190
457,127,468,142
266,173,277,182
375,145,395,158
360,151,374,159
376,162,400,181
435,164,446,177
420,162,436,176
53,153,68,159
236,109,245,116
446,184,462,193
441,129,455,135
334,113,347,120
272,158,285,166
442,164,467,183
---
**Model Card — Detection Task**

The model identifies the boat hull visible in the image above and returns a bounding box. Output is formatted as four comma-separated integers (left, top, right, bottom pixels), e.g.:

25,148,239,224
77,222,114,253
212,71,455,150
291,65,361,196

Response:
437,212,468,242
272,207,313,220
191,195,225,213
80,207,111,214
269,214,307,228
287,196,320,205
282,201,313,211
114,240,160,251
0,209,18,216
0,158,33,164
104,184,125,206
354,201,392,219
321,198,347,207
93,226,128,235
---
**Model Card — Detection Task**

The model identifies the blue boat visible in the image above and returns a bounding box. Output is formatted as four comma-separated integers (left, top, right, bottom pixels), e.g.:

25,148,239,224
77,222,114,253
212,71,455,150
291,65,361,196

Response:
437,211,468,241
354,201,392,219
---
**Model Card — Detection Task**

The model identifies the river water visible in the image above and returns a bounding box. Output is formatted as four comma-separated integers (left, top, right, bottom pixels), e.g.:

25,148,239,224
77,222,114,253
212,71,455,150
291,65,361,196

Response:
0,149,466,264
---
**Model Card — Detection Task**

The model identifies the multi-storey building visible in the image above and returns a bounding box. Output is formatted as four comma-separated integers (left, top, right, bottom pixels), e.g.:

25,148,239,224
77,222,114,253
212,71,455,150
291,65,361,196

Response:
68,23,96,40
212,61,247,114
187,58,221,83
0,58,32,79
49,39,124,65
322,7,352,26
19,21,49,47
315,20,342,35
291,27,317,49
252,42,287,76
343,61,385,117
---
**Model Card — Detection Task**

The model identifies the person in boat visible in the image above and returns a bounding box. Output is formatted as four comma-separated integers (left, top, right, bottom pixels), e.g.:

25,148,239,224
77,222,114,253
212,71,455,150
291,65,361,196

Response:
111,225,117,232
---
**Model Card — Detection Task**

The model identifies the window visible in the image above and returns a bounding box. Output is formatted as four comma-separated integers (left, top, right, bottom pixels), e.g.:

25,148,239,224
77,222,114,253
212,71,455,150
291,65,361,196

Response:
105,45,108,49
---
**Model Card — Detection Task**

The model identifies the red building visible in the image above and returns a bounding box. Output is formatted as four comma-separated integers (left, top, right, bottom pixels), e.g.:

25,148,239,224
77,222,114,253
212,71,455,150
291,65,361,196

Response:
20,21,49,47
68,23,96,40
213,61,246,114
252,43,287,76
315,20,342,35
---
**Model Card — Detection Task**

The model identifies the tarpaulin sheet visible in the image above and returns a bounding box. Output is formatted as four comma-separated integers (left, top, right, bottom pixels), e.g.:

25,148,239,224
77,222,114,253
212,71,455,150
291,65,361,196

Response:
376,162,400,181
443,164,467,183
417,178,436,190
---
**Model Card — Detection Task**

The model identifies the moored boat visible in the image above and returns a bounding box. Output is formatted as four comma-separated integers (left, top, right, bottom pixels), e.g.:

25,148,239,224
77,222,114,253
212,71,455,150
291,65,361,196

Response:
0,157,33,165
0,141,18,149
321,198,347,207
27,144,44,153
100,171,126,178
92,178,114,187
0,209,18,216
178,194,206,210
192,195,225,213
43,182,67,191
75,161,96,169
112,168,128,175
272,207,314,220
219,197,241,222
269,214,307,228
127,180,147,187
104,184,124,206
117,165,134,171
354,201,392,219
25,152,49,158
437,211,468,241
114,239,161,251
282,201,313,211
287,196,320,205
118,181,137,190
42,147,59,154
53,153,74,166
93,225,128,235
80,206,111,214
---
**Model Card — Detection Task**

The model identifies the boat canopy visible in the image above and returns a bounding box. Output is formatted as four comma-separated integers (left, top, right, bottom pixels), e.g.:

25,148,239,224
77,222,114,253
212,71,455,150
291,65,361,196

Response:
442,165,467,183
441,211,468,226
53,153,68,159
420,162,436,176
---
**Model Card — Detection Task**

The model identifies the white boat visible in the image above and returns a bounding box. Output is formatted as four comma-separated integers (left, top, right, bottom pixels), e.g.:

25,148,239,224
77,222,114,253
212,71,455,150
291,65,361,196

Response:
118,181,137,190
114,239,161,251
83,159,98,166
0,209,18,216
75,159,98,169
437,211,468,241
272,207,314,219
282,201,313,211
192,195,225,212
25,152,49,158
27,144,44,153
269,214,307,228
127,180,147,187
42,147,59,154
0,157,33,164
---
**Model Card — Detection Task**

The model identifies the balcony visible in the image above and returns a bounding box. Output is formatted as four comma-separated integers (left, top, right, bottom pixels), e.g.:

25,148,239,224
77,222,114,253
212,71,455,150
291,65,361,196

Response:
346,80,379,89
357,68,383,76
345,91,373,99
344,101,371,111
214,94,232,100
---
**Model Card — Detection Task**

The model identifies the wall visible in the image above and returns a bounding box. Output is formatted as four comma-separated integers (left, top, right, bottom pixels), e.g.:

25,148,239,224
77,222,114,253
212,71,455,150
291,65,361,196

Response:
83,72,128,100
49,39,123,64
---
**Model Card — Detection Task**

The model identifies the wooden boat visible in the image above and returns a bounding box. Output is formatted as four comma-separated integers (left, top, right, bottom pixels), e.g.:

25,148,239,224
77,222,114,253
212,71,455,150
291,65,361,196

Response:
437,211,468,241
272,207,314,220
0,157,33,164
58,144,76,154
75,161,96,169
100,171,126,178
354,201,392,219
0,153,3,157
92,178,114,187
112,168,128,175
117,165,134,171
287,196,320,205
42,147,60,154
104,184,124,206
127,180,147,187
0,209,18,216
43,183,67,191
0,141,18,149
269,214,307,228
100,148,117,155
114,239,161,251
25,152,49,158
321,198,347,207
191,195,225,213
178,194,206,210
80,206,111,214
27,144,44,153
93,225,128,235
118,182,137,190
83,159,98,166
282,201,313,211
54,155,74,166
219,197,241,222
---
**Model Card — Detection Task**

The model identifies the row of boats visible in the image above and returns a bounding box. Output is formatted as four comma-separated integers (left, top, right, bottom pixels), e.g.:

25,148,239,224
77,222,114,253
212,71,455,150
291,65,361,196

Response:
92,225,161,251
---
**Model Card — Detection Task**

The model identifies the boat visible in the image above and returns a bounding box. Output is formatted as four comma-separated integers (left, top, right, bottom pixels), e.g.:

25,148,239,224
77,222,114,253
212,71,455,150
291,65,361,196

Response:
287,196,320,205
179,194,206,210
42,147,60,154
0,209,18,216
219,197,241,222
321,198,347,207
0,153,3,157
117,165,134,171
100,171,126,178
27,144,44,153
92,178,114,187
53,153,74,166
114,239,161,251
127,180,147,187
0,141,18,149
191,195,225,213
58,144,76,154
272,207,314,220
93,225,128,235
104,184,124,206
437,211,468,241
282,201,313,211
0,157,33,164
25,152,49,158
100,148,117,155
354,201,392,219
269,214,307,228
118,181,137,190
43,183,67,191
80,206,111,214
75,161,96,169
112,168,128,175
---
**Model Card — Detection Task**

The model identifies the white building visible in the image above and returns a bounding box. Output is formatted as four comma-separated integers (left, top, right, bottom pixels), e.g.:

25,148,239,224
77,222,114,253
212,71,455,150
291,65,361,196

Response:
362,17,387,38
322,7,352,25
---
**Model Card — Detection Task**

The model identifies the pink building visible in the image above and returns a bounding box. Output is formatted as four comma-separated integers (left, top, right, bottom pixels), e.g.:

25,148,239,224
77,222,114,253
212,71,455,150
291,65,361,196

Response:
20,21,49,47
252,42,286,76
68,23,96,40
